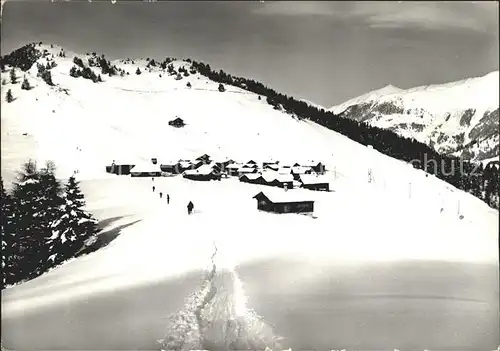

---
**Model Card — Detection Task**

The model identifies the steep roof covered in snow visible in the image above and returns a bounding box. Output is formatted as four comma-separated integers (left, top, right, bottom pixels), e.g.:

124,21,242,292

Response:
299,174,329,185
130,162,162,173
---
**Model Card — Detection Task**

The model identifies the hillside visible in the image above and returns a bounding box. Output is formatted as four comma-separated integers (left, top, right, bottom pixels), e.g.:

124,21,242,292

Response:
1,42,499,351
329,72,499,162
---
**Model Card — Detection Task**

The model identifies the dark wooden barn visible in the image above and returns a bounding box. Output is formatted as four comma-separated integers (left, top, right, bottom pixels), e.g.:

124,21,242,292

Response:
253,191,314,214
160,161,180,174
299,175,330,191
106,163,136,175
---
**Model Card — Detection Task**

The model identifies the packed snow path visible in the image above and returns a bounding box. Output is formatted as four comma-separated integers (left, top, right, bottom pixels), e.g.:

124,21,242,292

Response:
2,175,498,350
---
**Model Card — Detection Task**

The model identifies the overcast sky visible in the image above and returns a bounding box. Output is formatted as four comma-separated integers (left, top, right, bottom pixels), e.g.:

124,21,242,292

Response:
1,1,498,106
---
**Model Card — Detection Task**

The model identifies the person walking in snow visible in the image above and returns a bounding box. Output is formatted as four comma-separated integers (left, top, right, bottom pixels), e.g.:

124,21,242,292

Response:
152,177,155,182
187,201,194,215
167,194,170,204
159,192,163,199
152,185,156,192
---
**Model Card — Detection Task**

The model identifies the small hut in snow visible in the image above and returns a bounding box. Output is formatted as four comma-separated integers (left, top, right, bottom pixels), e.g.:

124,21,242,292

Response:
168,117,185,128
253,191,314,214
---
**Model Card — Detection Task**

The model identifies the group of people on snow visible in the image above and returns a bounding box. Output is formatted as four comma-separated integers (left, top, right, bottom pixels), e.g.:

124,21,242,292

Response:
151,177,193,214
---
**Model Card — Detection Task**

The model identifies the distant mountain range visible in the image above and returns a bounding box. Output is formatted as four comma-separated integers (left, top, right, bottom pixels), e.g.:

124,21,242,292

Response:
328,71,499,163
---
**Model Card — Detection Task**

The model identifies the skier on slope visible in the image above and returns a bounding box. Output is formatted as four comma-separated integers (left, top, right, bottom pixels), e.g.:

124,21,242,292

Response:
159,192,163,199
152,185,156,192
167,194,170,204
187,201,194,215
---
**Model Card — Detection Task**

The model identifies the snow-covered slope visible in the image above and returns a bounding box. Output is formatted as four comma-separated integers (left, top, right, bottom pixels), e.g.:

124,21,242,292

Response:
329,72,499,162
1,43,498,350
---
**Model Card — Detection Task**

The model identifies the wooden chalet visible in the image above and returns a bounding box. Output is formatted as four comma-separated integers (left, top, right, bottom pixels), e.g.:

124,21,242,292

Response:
253,191,314,214
261,171,280,187
243,163,259,169
291,166,314,180
263,163,279,171
277,174,294,189
263,160,279,167
226,163,243,176
130,163,163,177
299,175,330,191
177,160,195,172
183,163,221,181
106,160,136,175
196,154,211,163
239,173,264,184
160,160,181,174
214,158,234,171
238,166,258,175
302,161,326,174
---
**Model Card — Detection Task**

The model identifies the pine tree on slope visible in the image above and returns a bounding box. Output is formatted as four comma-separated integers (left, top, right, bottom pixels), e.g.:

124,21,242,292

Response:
11,160,48,281
21,76,31,90
47,176,98,266
37,162,66,270
9,68,17,84
1,177,18,288
10,160,66,281
6,89,14,103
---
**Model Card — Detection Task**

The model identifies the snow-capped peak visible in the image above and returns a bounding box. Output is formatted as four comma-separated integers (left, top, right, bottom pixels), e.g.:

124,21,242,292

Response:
329,84,403,114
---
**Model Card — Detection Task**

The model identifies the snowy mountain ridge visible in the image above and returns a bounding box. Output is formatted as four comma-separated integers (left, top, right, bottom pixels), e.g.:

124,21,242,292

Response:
329,71,499,162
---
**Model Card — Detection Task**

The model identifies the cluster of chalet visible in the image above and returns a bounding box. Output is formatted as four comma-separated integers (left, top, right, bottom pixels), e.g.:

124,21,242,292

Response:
105,154,329,192
237,160,329,191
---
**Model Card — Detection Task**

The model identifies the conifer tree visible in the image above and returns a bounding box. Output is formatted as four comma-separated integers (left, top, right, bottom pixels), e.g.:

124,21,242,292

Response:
70,66,80,78
47,176,98,265
9,68,17,84
1,177,18,288
6,89,13,103
11,160,47,280
218,83,225,92
21,76,31,90
136,67,142,75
